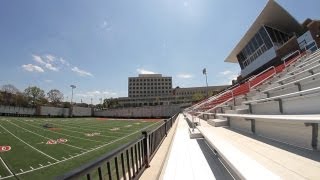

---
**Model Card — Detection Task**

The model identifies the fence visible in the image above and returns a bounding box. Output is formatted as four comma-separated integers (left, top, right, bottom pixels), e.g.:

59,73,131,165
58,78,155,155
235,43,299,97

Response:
57,113,179,180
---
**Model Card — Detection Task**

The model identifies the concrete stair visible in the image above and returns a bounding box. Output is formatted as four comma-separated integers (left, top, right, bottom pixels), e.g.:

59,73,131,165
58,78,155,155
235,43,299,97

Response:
207,119,228,127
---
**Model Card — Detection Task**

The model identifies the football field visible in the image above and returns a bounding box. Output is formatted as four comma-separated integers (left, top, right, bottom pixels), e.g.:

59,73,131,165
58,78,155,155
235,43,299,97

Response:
0,116,161,179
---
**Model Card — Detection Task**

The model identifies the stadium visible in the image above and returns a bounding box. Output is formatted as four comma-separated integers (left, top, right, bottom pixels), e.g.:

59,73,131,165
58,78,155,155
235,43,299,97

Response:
1,0,320,180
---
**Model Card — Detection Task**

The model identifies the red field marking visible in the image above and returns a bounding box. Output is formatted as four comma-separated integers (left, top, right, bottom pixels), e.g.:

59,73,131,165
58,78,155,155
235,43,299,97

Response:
46,138,67,145
46,140,57,145
57,138,67,143
48,128,61,131
0,146,11,152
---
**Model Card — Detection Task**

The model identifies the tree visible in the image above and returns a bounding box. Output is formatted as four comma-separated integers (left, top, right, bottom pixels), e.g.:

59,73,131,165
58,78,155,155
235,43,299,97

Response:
1,84,20,105
15,93,29,107
1,84,19,94
192,92,204,102
24,86,46,106
47,89,64,105
103,98,119,108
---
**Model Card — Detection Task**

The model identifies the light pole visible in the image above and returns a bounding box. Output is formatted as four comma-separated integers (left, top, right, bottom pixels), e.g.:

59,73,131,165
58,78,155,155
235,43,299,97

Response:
70,85,76,105
203,68,209,98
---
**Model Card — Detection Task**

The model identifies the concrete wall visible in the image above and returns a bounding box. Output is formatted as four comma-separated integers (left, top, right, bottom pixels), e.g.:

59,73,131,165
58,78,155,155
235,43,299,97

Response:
228,117,314,149
229,117,252,133
94,105,181,118
0,105,35,115
40,106,69,117
72,107,92,117
255,119,313,149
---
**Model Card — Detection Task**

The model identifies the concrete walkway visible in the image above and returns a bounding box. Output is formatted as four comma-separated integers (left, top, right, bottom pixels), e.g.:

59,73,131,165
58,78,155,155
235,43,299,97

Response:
160,114,233,180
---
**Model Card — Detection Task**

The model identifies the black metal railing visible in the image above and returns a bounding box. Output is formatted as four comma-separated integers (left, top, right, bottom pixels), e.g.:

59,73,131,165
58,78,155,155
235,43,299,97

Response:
57,113,179,180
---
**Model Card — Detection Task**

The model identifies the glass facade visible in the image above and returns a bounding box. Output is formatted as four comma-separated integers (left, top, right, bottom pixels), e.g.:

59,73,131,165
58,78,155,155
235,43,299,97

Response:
236,26,291,70
265,26,291,47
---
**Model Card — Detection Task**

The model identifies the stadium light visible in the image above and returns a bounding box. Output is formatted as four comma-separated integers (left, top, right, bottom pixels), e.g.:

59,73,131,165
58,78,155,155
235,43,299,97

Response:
70,85,76,105
203,68,209,97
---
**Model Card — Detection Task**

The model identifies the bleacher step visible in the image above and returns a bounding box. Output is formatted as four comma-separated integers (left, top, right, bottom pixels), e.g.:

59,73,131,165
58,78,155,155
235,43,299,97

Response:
207,119,228,127
188,128,203,139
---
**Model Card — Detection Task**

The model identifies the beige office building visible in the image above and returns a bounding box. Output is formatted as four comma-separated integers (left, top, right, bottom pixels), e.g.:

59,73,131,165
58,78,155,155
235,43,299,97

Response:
128,74,172,98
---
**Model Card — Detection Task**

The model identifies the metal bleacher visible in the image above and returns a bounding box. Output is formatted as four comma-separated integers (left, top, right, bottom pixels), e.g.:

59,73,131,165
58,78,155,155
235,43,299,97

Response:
184,47,320,179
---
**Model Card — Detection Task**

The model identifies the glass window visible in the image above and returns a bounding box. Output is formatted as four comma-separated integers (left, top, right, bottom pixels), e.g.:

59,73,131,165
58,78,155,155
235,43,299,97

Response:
251,37,258,50
256,33,263,47
260,27,273,49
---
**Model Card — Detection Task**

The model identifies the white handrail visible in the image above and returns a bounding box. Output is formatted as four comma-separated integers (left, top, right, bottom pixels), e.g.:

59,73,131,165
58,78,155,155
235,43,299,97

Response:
262,72,320,93
196,97,234,118
281,50,300,67
186,85,236,113
244,86,320,104
248,66,276,89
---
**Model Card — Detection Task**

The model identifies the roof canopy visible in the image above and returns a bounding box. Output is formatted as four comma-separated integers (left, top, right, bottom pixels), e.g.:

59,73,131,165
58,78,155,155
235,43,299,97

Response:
225,0,303,63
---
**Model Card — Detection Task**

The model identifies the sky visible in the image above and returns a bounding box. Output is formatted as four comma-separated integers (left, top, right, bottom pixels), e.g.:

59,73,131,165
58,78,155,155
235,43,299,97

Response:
0,0,319,104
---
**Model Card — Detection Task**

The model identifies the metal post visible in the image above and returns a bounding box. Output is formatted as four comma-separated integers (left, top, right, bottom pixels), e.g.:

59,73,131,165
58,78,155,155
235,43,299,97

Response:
164,119,168,136
205,73,208,98
142,131,150,168
192,115,195,132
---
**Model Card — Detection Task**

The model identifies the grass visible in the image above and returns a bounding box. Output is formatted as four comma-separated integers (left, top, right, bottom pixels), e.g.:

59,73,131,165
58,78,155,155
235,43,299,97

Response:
0,116,162,180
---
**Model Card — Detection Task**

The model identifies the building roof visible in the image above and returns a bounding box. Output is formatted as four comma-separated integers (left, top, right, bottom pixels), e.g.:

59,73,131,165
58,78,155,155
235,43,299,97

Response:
225,0,303,63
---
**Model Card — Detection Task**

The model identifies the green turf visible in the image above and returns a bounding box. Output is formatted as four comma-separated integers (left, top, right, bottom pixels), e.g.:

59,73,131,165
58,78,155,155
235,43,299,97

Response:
0,117,162,180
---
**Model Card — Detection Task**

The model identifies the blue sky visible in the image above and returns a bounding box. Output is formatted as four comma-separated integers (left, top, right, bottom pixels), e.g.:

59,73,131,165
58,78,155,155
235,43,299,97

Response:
0,0,319,104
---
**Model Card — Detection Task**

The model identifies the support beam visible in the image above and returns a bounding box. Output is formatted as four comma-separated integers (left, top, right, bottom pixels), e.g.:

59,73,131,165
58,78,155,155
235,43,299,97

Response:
275,99,283,114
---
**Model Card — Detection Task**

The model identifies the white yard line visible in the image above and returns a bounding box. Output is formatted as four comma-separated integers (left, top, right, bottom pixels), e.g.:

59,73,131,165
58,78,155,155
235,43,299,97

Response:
0,157,13,176
0,125,59,162
39,120,133,135
31,121,118,138
18,120,105,143
0,121,160,179
8,121,88,151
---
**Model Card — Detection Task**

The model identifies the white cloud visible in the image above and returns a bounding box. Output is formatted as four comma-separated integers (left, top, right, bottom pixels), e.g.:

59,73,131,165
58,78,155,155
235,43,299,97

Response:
71,67,93,77
219,69,238,84
60,58,70,66
44,79,53,83
177,73,193,79
45,54,55,62
32,54,59,71
101,20,112,30
22,64,44,73
45,63,59,71
76,90,117,98
32,54,46,65
136,68,156,74
220,70,233,75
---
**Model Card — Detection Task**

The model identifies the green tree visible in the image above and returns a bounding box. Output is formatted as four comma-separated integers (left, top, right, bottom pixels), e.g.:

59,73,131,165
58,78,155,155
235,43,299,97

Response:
15,93,29,107
103,98,119,108
24,86,46,106
192,92,204,102
1,84,20,105
47,89,64,105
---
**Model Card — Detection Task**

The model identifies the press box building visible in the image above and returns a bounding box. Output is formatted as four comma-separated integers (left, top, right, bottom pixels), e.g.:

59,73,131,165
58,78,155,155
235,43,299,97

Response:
225,0,320,79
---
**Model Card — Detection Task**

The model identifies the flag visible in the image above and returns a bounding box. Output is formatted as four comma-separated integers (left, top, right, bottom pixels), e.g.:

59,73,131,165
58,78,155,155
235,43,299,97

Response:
202,68,207,75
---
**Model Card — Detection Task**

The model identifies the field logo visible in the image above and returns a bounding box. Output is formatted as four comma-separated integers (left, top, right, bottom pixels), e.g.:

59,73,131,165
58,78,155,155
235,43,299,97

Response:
46,138,67,145
0,146,11,152
57,138,67,143
85,132,100,137
46,139,57,145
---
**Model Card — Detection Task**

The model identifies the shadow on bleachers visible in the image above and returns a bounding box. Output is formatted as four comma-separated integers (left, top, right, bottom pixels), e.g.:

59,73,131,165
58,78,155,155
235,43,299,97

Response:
222,127,320,163
196,139,235,180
